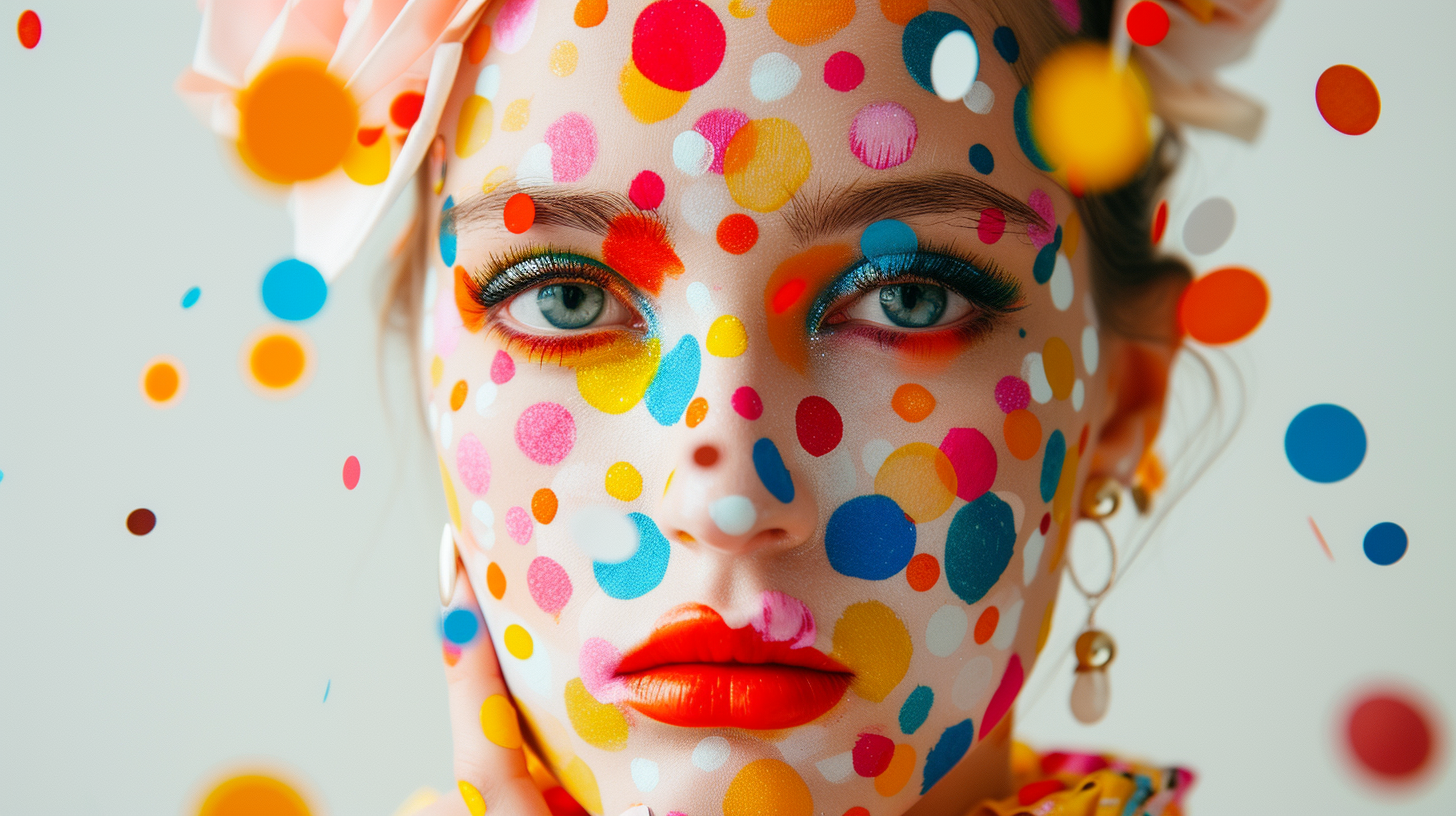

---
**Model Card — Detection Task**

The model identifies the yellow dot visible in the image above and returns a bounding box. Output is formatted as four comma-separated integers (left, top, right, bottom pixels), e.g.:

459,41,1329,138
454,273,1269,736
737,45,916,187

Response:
480,694,523,749
439,458,463,535
196,773,312,816
728,0,757,17
576,337,660,414
455,95,493,159
480,165,510,194
1042,337,1075,400
706,315,748,357
605,461,643,501
559,757,603,815
237,58,357,184
341,128,390,186
457,781,486,816
430,355,444,388
722,759,813,816
874,744,916,796
874,443,957,524
766,0,855,46
250,334,307,390
830,600,912,703
1051,444,1079,528
564,678,628,750
618,59,689,125
1031,42,1152,193
724,118,813,213
504,624,534,659
550,41,579,77
1037,597,1056,654
501,98,530,132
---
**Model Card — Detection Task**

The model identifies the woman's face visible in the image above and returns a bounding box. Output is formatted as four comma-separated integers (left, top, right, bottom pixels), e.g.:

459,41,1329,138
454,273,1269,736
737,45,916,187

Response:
427,1,1110,813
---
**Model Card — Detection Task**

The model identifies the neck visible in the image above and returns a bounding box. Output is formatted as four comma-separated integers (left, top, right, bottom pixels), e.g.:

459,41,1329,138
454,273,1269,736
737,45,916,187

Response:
902,714,1015,816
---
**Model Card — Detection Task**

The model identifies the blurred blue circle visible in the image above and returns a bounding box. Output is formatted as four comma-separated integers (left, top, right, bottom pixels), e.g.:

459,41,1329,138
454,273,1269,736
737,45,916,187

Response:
1363,522,1407,566
1285,404,1366,483
261,259,327,321
442,608,479,645
181,286,201,309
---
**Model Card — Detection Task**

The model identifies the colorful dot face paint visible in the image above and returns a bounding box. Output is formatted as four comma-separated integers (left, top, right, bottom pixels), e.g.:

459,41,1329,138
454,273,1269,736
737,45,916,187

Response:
422,3,1127,814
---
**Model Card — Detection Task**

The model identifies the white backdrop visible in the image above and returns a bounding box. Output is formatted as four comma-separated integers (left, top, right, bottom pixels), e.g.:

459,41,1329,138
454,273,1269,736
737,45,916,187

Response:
1,1,1451,814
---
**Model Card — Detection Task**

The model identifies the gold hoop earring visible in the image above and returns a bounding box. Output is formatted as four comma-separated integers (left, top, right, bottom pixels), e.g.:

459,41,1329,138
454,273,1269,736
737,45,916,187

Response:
1069,476,1120,724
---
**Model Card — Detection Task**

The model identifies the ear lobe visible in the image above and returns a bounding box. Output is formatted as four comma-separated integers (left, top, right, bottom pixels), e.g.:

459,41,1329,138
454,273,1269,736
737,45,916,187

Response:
1088,334,1179,483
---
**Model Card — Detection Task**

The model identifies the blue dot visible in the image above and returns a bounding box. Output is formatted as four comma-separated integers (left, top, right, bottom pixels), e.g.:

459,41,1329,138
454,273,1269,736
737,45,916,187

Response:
826,495,917,580
921,719,975,794
899,686,934,735
181,287,201,309
902,12,973,95
945,492,1015,605
968,143,994,175
753,438,795,504
1363,522,1407,565
1039,429,1066,503
1032,225,1063,285
439,195,457,267
1014,87,1054,172
645,335,700,426
861,219,918,258
442,608,479,645
1285,404,1366,483
261,259,327,321
594,513,670,600
0,470,5,484
992,26,1020,63
1018,328,1026,338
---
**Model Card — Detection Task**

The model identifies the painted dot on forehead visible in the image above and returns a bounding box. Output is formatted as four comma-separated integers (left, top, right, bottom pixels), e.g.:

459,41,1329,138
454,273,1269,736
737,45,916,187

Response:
503,192,535,234
629,170,665,210
752,438,795,503
550,40,579,76
515,402,576,465
674,130,714,176
826,495,916,580
824,51,865,92
861,219,917,258
593,513,670,599
455,96,493,158
544,113,597,183
850,102,918,170
880,0,928,25
968,143,994,175
619,59,690,124
929,29,979,101
1013,87,1053,171
632,0,726,91
751,52,802,103
716,215,759,255
692,109,749,174
724,118,813,212
902,12,972,95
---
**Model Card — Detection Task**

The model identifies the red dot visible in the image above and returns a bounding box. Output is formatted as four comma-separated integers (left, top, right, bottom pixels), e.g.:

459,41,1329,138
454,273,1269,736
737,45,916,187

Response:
631,0,726,92
1317,64,1381,135
824,51,865,92
357,126,384,147
978,208,1006,245
796,396,843,457
389,91,425,129
542,786,590,816
1178,266,1269,345
126,508,156,536
842,809,870,816
628,170,665,210
1126,1,1170,47
1039,512,1051,535
852,733,895,777
1151,199,1169,243
771,278,806,314
906,553,940,591
1017,779,1067,805
1346,690,1440,783
731,386,763,420
342,455,361,490
504,193,536,234
17,10,40,49
716,213,759,254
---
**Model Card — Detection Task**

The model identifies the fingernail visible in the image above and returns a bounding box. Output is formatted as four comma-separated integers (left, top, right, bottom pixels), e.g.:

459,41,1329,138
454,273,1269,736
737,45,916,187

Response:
439,523,459,606
457,780,486,816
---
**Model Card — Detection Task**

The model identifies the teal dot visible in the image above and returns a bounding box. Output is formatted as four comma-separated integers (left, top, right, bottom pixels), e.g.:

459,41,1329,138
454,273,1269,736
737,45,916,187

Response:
1014,87,1053,171
902,12,973,95
899,686,934,735
181,287,201,308
944,492,1015,605
261,259,327,321
922,719,975,794
439,195,457,266
992,27,1019,63
1363,522,1407,566
645,335,700,426
968,144,994,175
1039,429,1066,502
861,219,918,258
1285,404,1366,483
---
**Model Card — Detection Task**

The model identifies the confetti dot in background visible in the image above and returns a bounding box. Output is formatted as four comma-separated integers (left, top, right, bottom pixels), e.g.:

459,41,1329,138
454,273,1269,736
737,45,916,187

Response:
17,10,41,49
261,259,327,321
127,508,157,536
1345,688,1441,783
342,456,360,490
237,58,357,183
244,330,312,395
1152,199,1169,243
182,287,201,308
196,773,312,816
1126,1,1170,47
1182,196,1236,256
142,356,186,406
1030,42,1152,192
1285,403,1366,483
824,51,865,92
1178,266,1268,345
1317,65,1381,135
1363,522,1408,566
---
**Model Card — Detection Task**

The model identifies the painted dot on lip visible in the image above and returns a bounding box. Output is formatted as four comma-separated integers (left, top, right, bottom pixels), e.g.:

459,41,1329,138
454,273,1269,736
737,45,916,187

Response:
1126,1,1170,46
710,495,757,535
861,219,918,258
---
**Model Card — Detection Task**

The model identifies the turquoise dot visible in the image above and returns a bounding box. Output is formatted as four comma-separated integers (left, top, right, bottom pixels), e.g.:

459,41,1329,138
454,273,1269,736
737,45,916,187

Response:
992,27,1019,63
944,492,1015,605
439,195,457,267
442,609,479,645
921,719,974,794
899,686,934,735
861,219,918,258
1363,522,1407,565
902,12,973,95
1039,429,1066,502
968,143,994,175
645,335,700,426
1285,404,1366,483
181,287,201,309
753,438,795,504
594,513,670,600
261,259,327,321
1014,87,1053,171
826,495,916,580
1032,226,1063,285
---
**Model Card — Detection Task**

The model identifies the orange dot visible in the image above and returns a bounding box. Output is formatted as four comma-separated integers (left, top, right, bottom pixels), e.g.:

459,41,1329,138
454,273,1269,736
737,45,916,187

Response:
237,58,357,184
532,488,558,524
486,562,507,600
685,396,709,428
143,360,182,404
249,334,307,390
1316,65,1380,135
879,0,928,25
1003,410,1042,461
450,380,469,411
1178,266,1269,345
891,383,935,422
443,644,462,666
574,0,608,27
504,192,536,234
389,91,424,129
905,553,940,592
767,0,855,46
716,213,759,254
465,23,492,64
973,606,999,645
196,773,312,816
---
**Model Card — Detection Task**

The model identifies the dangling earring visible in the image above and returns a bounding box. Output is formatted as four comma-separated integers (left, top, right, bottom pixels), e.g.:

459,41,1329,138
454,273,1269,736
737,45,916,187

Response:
1069,476,1121,724
439,523,460,606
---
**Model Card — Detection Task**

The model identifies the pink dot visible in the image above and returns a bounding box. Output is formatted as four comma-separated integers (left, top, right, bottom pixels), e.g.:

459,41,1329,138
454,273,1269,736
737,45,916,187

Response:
493,0,539,54
1048,0,1081,30
579,636,629,703
528,556,573,616
505,506,533,545
978,208,1005,245
824,51,864,92
693,108,749,175
940,427,997,502
1346,689,1440,783
491,350,515,384
732,386,763,420
850,101,918,170
456,433,492,495
629,170,665,210
980,653,1024,739
1027,189,1056,249
796,396,843,457
515,402,576,465
995,376,1030,413
342,455,360,490
853,733,895,777
544,112,597,183
631,0,726,91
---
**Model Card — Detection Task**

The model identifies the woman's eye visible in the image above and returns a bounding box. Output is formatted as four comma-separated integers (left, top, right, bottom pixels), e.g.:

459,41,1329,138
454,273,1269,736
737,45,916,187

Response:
843,283,974,329
506,282,632,331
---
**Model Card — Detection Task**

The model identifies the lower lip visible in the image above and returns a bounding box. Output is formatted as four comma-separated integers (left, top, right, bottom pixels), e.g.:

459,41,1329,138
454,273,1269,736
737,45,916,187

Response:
623,664,851,730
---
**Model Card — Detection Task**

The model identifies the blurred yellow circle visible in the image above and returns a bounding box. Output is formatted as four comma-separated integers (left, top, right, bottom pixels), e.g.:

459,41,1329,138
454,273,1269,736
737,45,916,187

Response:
1030,43,1151,193
197,774,311,816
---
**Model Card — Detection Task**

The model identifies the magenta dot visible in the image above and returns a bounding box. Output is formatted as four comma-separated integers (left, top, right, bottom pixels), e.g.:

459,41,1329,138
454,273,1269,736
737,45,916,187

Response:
505,506,533,545
515,402,576,465
528,556,573,615
824,51,865,92
544,112,597,183
940,427,997,502
631,0,726,92
1027,189,1057,249
1039,512,1051,535
796,395,843,457
850,101,918,170
491,350,515,384
732,386,764,420
978,208,1006,245
342,455,360,490
693,108,750,175
852,733,895,777
995,376,1031,413
629,170,665,210
456,433,492,495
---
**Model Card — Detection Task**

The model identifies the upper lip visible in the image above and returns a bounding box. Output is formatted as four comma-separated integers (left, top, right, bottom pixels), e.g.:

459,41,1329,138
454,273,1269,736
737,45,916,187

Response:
615,603,851,676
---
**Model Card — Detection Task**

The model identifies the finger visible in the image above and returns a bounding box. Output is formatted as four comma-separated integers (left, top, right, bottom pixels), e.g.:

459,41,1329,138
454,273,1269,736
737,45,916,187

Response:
441,557,553,816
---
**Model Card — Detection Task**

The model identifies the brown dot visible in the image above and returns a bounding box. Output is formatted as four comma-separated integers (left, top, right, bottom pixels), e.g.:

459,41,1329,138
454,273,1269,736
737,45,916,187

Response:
126,508,156,536
693,445,720,467
450,380,469,411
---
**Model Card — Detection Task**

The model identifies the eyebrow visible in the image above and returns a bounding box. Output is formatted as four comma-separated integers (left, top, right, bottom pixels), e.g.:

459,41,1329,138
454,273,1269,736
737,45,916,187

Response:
781,172,1048,245
452,185,639,236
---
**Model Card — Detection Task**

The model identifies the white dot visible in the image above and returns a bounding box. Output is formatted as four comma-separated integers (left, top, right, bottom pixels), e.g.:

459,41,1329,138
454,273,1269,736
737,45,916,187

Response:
515,142,553,187
993,490,1024,533
926,604,968,657
471,500,496,550
439,412,454,448
680,177,732,234
1022,352,1052,404
570,506,639,563
686,281,714,317
1071,379,1085,411
428,403,439,434
673,130,713,177
1081,324,1100,374
930,30,980,101
710,495,757,536
963,80,995,114
816,751,854,783
862,439,895,476
1050,253,1073,311
474,380,498,414
1022,529,1045,585
692,736,731,771
420,313,435,353
750,52,802,102
474,64,501,100
952,656,994,710
1183,196,1236,255
824,447,856,497
630,758,659,793
991,598,1024,650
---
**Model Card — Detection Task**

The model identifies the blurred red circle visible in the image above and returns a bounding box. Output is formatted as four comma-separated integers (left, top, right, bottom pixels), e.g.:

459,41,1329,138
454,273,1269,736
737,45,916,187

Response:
1346,690,1440,783
1127,1,1170,47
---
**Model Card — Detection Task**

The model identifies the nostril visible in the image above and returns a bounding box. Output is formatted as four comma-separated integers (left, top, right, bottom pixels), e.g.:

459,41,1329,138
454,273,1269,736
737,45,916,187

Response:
693,445,720,467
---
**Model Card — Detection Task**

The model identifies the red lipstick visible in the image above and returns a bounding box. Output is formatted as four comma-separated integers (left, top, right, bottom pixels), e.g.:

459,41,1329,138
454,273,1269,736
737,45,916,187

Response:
616,604,852,730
